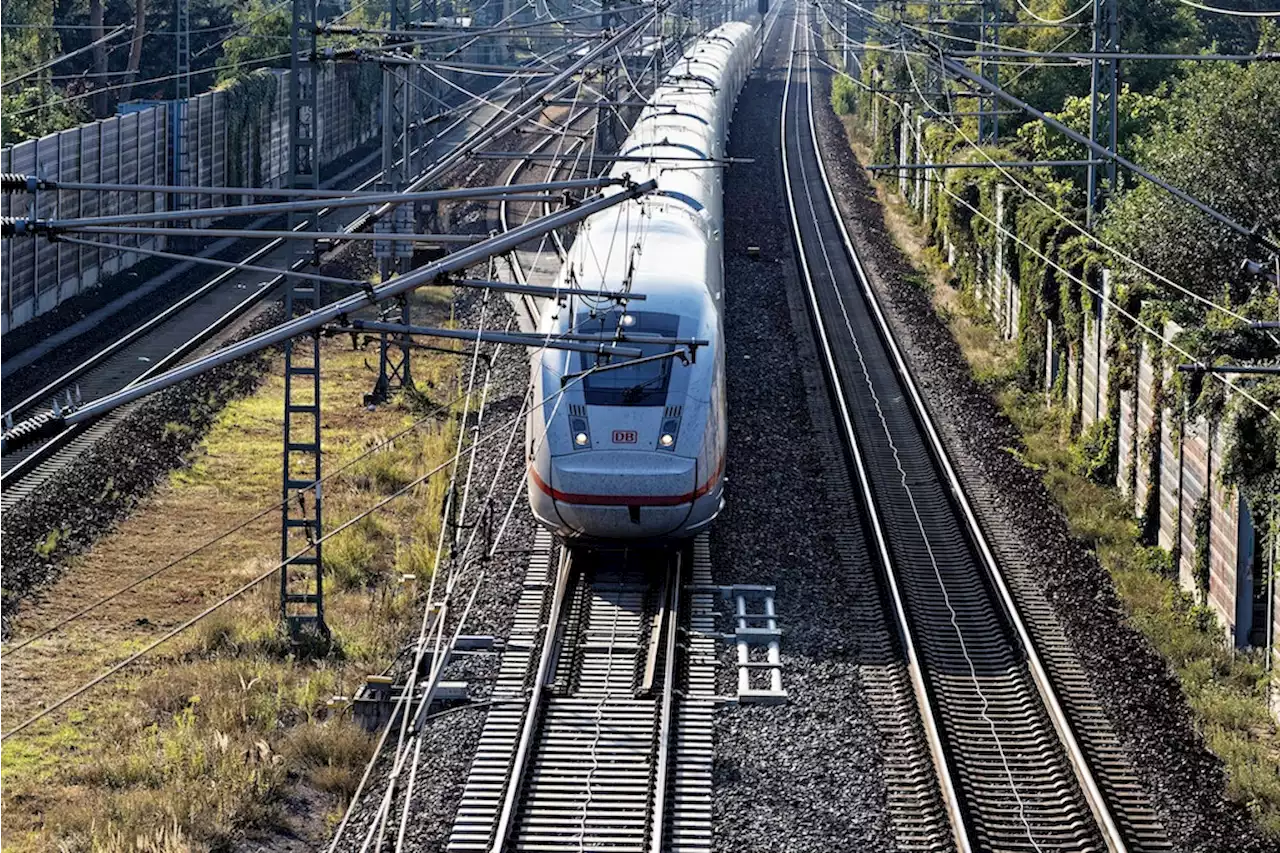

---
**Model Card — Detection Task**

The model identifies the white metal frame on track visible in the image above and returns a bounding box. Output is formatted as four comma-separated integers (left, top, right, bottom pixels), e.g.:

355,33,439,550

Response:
781,4,1128,851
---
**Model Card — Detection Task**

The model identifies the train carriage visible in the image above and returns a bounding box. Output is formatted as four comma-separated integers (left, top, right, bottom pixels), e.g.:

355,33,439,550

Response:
527,19,759,540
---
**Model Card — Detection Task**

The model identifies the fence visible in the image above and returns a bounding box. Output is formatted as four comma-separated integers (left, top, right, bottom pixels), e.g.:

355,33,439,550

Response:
893,134,1277,655
1,64,380,333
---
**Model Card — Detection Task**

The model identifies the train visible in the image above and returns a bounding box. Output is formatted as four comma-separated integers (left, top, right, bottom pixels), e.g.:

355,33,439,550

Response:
526,18,760,541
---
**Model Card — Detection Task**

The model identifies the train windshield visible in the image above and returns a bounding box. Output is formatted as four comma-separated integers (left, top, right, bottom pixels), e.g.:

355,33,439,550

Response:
576,310,680,407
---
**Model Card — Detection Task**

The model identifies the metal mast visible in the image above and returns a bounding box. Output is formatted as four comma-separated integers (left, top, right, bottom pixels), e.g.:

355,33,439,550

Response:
372,0,418,403
978,0,999,143
1087,0,1119,222
281,0,326,637
172,0,191,223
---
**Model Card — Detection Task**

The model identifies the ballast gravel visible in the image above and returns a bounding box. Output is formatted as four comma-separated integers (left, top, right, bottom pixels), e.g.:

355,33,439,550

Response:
805,54,1273,853
327,287,538,853
707,31,897,853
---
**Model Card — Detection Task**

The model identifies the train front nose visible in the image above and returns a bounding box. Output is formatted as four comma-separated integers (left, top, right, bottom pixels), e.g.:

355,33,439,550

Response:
540,450,698,539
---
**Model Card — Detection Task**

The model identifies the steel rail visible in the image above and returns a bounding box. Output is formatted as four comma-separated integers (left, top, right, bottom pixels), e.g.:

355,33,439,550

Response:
490,547,576,853
648,549,682,853
788,7,1130,851
809,16,1133,850
778,14,970,851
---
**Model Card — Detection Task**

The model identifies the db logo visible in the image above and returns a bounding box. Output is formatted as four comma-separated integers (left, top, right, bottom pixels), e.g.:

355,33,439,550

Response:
612,430,638,444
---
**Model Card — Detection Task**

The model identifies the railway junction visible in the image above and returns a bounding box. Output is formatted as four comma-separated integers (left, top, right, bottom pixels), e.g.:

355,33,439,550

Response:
1,1,1278,851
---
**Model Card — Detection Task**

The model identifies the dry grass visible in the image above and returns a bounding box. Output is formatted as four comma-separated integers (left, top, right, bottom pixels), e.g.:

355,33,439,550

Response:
1,290,461,851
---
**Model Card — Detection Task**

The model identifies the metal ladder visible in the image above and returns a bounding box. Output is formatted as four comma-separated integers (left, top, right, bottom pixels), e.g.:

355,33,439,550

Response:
281,0,325,635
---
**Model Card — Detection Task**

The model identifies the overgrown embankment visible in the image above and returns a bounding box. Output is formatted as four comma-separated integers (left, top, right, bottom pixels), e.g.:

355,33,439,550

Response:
0,287,461,851
825,44,1280,839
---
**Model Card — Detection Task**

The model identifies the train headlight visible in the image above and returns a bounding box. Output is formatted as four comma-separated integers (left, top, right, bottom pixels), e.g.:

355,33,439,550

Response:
570,416,590,449
658,417,680,451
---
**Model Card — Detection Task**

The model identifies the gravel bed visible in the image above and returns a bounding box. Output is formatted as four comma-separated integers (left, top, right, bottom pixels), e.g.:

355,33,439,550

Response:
327,285,540,853
707,41,897,853
806,60,1273,853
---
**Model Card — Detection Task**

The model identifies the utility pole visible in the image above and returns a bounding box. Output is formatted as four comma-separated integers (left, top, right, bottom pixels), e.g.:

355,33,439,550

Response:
978,0,999,142
1087,0,1119,223
281,0,327,638
371,0,417,404
171,0,190,230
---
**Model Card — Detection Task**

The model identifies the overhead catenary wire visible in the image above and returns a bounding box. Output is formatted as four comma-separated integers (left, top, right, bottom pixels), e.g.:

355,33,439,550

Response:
822,5,1275,327
1014,0,1093,24
1175,0,1280,15
2,52,293,119
896,36,1278,326
813,4,1280,423
939,176,1280,423
0,24,133,90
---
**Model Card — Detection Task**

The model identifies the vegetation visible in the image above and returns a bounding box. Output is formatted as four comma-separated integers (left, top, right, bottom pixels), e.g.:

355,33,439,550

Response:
840,8,1279,564
0,0,388,143
0,294,462,850
827,5,1280,839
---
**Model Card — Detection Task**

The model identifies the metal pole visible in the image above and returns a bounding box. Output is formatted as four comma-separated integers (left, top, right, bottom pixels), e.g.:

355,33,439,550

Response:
171,0,190,228
373,0,416,403
282,0,326,637
341,320,646,356
1106,0,1119,197
979,0,999,142
1086,0,1101,223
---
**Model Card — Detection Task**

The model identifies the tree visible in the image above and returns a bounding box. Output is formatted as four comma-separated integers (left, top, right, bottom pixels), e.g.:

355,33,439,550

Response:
216,0,292,83
1099,56,1280,304
120,0,147,103
89,0,110,116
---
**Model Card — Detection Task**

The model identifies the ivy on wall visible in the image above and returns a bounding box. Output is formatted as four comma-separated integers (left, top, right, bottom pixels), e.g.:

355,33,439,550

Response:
221,70,278,190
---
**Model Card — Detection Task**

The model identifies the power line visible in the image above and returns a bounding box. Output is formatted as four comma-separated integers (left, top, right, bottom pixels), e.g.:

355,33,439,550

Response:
1014,0,1093,24
1,24,132,90
825,28,1280,422
1176,0,1280,16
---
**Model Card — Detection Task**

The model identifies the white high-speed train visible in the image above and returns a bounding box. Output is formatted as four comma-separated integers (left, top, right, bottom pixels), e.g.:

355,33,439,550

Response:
526,19,759,541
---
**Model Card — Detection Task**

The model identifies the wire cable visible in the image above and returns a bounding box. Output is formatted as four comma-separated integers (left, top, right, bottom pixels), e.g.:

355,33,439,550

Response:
1176,0,1280,15
1014,0,1093,25
1,24,133,90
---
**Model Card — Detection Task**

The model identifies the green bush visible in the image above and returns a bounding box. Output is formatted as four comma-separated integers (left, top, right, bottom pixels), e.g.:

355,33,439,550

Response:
831,75,857,116
1072,416,1117,485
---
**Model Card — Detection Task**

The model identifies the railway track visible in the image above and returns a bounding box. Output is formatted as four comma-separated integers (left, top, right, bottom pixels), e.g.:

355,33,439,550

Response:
0,57,601,508
780,4,1171,851
447,539,717,853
